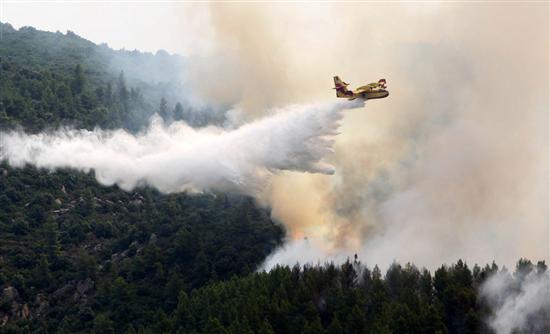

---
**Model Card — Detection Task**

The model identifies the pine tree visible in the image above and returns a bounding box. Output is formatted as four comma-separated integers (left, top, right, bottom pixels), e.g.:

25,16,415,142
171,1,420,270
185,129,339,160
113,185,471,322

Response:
105,82,113,106
173,102,184,121
159,97,169,120
258,319,275,334
117,71,128,114
346,305,367,334
327,317,344,334
204,317,227,334
43,218,61,261
92,313,114,334
71,64,85,95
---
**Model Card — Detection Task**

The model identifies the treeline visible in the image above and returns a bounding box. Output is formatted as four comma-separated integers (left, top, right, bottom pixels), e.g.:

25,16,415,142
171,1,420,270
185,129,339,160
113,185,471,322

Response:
1,57,130,131
0,57,199,132
163,258,547,334
2,237,547,334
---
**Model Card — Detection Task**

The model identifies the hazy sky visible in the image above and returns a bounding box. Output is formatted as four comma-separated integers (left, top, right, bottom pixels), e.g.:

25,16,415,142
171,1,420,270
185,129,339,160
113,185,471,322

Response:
1,1,214,55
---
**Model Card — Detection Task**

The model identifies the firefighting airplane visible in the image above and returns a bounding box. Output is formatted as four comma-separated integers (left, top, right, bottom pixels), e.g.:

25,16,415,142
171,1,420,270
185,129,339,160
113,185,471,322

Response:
333,76,389,101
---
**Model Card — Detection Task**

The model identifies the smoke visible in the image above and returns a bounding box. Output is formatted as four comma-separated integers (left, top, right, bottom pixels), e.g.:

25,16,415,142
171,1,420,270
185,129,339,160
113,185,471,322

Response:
0,100,362,194
481,269,550,334
197,3,547,270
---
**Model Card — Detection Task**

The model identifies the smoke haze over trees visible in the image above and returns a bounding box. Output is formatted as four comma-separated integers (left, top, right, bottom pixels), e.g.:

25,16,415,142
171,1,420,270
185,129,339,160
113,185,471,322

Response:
0,22,223,133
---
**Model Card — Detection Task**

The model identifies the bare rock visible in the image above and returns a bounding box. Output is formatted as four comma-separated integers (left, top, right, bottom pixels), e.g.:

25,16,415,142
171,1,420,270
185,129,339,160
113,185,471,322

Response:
34,294,49,318
76,278,94,296
20,304,29,320
130,199,143,206
52,281,75,300
73,279,94,303
2,287,19,303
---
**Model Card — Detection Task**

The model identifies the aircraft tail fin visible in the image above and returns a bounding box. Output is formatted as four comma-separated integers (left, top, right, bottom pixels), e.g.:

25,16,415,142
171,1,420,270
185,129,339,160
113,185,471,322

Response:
333,76,352,98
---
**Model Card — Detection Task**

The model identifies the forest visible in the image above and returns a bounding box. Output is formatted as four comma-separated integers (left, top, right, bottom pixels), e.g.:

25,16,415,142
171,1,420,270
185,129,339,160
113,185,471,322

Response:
0,23,547,333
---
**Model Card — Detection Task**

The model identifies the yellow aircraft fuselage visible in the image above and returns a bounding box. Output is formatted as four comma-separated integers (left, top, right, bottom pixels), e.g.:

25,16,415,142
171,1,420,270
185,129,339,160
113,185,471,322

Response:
333,76,389,101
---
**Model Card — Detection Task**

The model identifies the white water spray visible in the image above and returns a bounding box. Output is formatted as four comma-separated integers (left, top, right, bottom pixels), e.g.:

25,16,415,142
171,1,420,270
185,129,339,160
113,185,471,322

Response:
0,100,363,195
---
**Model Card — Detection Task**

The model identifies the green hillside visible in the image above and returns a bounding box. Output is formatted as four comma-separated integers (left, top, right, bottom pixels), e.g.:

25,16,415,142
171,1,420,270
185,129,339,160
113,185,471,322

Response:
0,22,221,132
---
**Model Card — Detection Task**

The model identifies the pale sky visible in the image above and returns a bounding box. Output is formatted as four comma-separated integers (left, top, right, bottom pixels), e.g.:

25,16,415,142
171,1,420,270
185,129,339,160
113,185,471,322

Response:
1,1,214,55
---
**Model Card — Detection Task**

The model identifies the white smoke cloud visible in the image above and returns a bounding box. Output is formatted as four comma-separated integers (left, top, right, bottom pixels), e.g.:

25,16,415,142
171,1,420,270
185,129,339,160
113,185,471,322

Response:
262,237,350,270
481,270,550,334
0,100,363,195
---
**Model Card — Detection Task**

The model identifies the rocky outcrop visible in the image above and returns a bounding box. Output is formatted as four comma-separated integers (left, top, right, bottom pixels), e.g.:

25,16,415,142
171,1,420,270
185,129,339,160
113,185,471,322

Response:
52,279,95,304
73,278,94,303
0,286,28,326
0,279,94,327
34,294,49,318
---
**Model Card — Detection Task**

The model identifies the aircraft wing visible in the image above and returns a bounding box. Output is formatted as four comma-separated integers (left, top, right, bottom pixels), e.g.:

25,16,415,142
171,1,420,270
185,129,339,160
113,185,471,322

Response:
354,86,371,94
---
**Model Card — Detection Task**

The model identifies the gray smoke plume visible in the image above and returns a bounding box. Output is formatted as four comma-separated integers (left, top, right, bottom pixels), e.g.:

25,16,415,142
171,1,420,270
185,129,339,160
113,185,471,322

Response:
239,3,549,271
0,100,363,194
481,269,550,334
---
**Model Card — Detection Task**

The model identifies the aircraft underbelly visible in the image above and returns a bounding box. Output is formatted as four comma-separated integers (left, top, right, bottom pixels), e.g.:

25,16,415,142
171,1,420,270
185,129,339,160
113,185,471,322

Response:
361,90,389,100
